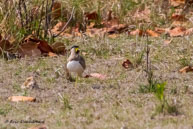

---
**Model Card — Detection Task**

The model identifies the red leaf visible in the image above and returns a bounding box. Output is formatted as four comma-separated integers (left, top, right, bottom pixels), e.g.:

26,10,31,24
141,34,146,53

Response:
122,59,133,69
38,40,54,53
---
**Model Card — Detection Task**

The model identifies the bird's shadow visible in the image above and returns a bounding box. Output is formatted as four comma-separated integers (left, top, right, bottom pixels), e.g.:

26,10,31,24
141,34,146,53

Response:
67,77,76,82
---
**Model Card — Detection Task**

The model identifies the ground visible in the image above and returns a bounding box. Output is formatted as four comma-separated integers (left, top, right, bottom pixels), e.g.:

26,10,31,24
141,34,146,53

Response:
0,35,193,129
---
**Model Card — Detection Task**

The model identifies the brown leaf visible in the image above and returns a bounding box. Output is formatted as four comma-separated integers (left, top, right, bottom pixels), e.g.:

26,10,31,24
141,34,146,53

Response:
85,12,98,21
51,42,66,55
170,0,185,7
85,73,107,80
184,28,193,35
52,22,66,32
179,66,193,73
107,24,127,34
169,27,186,37
0,40,13,54
171,14,187,22
38,40,54,53
146,30,160,37
108,34,119,38
122,59,133,69
18,41,41,57
8,96,36,102
129,29,144,36
48,52,58,57
155,27,167,34
21,76,37,89
102,18,119,28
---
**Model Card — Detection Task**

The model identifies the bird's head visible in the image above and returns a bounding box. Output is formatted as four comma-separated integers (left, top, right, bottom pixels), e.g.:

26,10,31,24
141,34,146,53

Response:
71,45,80,54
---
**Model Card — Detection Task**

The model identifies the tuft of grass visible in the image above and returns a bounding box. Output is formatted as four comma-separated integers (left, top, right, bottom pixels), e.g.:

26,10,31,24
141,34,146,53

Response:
0,104,12,116
154,82,179,115
178,57,191,67
58,94,72,111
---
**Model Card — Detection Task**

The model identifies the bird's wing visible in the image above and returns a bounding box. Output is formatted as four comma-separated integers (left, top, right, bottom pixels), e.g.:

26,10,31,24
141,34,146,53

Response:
78,56,86,69
68,55,86,70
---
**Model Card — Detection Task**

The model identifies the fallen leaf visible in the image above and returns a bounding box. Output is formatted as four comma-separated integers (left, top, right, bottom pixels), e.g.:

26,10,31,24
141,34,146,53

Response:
129,29,144,36
51,42,66,54
85,12,98,21
48,52,58,57
21,76,37,89
171,14,187,22
184,28,193,35
146,30,160,37
85,73,107,80
52,22,66,32
170,0,185,7
107,24,127,34
122,59,133,69
169,26,186,37
102,18,119,28
18,41,41,57
179,66,193,73
38,40,54,53
28,125,47,129
19,35,55,57
8,96,36,102
108,34,119,38
0,39,13,55
155,27,167,34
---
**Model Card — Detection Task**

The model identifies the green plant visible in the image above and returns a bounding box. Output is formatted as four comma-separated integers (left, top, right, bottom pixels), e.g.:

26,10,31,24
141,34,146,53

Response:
154,82,179,115
139,37,158,93
139,79,158,93
119,0,138,21
134,50,145,67
0,104,12,116
178,57,191,67
58,94,72,111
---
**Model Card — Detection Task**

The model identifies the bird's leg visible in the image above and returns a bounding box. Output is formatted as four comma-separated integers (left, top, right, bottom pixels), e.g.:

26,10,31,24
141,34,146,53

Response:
66,68,73,81
75,76,78,87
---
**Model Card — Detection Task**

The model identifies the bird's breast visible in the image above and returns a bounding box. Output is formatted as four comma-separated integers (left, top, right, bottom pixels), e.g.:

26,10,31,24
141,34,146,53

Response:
67,61,84,73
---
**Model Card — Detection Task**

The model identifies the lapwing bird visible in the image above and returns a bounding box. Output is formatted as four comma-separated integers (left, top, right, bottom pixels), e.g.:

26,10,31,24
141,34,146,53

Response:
66,45,86,80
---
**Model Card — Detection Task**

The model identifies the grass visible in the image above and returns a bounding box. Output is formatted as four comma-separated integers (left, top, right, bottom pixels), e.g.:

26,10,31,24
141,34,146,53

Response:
0,35,193,129
0,0,193,128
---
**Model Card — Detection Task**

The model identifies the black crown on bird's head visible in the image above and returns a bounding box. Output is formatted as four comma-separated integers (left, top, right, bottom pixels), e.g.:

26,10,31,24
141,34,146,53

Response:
71,45,80,54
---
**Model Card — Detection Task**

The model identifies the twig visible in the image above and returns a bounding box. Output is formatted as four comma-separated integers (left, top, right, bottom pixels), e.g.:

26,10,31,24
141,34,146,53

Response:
146,35,150,74
53,7,75,38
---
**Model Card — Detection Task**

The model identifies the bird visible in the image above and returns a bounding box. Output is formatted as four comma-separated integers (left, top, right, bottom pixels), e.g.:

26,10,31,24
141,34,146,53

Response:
66,45,86,80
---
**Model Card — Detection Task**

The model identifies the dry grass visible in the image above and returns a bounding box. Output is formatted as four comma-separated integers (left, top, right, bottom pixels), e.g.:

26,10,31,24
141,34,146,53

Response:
0,35,193,129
